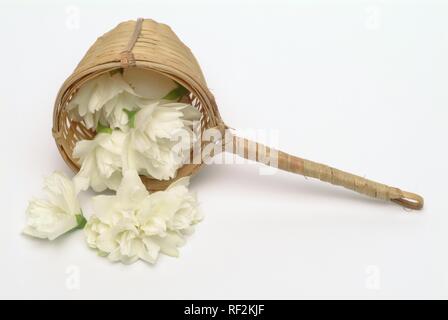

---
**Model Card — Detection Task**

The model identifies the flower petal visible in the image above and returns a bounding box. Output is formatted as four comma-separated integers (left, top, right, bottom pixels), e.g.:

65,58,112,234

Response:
116,170,148,204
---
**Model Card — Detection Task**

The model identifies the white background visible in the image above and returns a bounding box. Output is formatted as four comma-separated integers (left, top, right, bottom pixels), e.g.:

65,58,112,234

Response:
0,0,447,299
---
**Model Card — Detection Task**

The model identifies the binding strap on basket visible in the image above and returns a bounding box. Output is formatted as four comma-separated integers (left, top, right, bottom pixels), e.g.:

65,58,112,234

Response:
120,18,144,68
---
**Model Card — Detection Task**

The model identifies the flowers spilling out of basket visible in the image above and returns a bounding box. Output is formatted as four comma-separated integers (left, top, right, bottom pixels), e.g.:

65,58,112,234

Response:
23,69,204,265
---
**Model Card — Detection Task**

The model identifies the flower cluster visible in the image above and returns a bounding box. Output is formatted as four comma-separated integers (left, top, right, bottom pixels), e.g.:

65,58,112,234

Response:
85,170,202,264
69,69,201,192
23,68,204,265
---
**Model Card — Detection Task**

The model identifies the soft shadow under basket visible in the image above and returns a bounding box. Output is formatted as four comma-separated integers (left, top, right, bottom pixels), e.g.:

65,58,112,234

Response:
52,18,424,210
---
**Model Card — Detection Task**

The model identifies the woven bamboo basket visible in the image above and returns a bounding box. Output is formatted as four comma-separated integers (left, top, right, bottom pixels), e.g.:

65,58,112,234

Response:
52,18,423,210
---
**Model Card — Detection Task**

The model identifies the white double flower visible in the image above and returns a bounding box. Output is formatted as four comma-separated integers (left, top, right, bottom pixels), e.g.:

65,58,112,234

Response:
23,172,85,240
85,170,202,264
124,100,201,180
73,130,126,192
67,68,179,130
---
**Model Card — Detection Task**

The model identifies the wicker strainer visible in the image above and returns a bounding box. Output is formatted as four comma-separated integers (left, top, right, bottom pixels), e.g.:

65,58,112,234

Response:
52,18,423,210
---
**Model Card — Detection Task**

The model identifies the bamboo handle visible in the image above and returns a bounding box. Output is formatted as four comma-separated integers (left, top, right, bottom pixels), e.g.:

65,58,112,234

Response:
228,135,423,210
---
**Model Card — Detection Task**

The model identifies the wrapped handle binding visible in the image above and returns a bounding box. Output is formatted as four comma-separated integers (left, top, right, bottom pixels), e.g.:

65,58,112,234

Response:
229,135,423,210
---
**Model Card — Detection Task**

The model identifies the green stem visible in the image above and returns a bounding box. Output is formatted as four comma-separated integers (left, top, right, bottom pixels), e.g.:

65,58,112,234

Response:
123,109,137,128
66,213,87,236
96,122,112,134
75,214,87,229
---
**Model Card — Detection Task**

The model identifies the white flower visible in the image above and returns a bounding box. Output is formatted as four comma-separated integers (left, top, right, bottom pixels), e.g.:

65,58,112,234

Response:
164,178,203,233
73,130,126,192
123,101,201,180
84,170,201,264
67,71,137,129
23,172,85,240
136,101,201,140
99,92,143,131
123,131,180,180
68,69,187,130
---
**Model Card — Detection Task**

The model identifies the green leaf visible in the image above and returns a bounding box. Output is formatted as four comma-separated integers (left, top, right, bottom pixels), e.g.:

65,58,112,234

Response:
96,122,112,134
163,85,189,101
